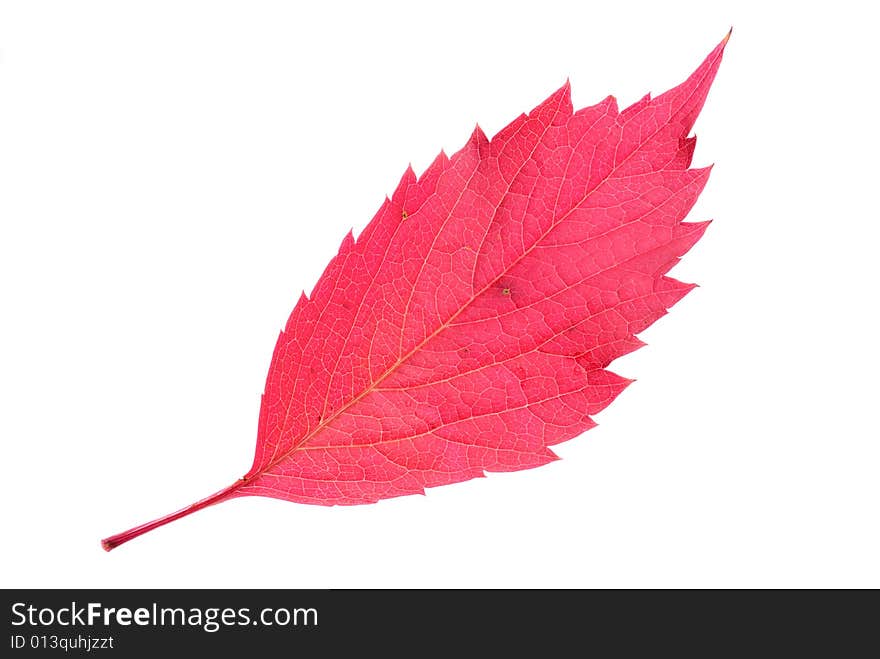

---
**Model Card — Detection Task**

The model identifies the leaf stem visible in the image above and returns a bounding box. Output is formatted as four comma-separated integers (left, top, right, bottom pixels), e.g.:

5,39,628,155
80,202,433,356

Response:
101,481,243,552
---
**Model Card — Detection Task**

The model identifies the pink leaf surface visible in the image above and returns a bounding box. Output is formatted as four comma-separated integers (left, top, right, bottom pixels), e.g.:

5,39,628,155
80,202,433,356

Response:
102,32,728,550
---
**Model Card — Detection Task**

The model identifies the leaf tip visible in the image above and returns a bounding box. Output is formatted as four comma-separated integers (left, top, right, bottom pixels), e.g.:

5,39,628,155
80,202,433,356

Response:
722,26,733,46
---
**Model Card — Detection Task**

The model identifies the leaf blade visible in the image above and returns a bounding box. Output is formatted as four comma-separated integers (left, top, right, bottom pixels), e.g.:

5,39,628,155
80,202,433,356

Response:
241,36,727,505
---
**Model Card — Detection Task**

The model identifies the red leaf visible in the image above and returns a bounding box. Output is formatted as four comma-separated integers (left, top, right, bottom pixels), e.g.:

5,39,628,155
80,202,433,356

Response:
102,32,728,550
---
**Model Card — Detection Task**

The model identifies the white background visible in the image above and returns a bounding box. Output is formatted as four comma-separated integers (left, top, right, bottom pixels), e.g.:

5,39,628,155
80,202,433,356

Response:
1,1,877,588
